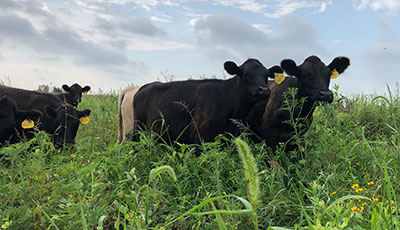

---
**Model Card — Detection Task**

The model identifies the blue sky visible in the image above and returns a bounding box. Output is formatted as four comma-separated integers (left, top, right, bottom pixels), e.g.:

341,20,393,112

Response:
0,0,399,95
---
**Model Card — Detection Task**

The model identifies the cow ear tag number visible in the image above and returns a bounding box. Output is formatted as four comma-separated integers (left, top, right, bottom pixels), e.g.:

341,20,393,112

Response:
274,73,285,84
22,119,35,129
80,116,90,125
330,69,339,79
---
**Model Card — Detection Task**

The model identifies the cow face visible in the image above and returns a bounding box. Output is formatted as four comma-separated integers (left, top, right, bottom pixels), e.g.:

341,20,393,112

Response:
42,104,91,147
280,56,350,103
0,96,42,144
62,83,91,106
224,59,281,101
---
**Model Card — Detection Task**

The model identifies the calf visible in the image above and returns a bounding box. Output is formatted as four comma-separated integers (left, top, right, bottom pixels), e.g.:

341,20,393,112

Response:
133,59,281,144
0,95,42,145
58,83,91,107
246,55,350,151
0,86,91,147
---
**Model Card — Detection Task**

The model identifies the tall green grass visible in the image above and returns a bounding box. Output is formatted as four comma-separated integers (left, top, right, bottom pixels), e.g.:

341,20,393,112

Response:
1,86,400,229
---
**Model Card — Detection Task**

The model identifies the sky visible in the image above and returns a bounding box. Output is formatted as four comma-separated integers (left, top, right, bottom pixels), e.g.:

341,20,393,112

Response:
0,0,399,95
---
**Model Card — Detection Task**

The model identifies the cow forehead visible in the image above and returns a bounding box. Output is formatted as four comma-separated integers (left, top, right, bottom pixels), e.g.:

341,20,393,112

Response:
301,59,330,76
56,105,79,117
241,60,267,75
70,84,82,91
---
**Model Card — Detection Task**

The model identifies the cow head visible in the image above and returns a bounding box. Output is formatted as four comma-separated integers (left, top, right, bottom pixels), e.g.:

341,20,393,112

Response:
0,95,42,143
280,56,350,103
42,104,91,147
62,83,91,106
224,59,281,101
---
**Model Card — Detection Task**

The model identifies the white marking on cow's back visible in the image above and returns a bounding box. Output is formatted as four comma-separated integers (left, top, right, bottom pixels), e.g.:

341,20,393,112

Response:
117,85,141,144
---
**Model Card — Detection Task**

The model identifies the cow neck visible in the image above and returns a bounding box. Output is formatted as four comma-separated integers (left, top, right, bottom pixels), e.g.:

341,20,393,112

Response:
295,83,317,120
229,76,256,119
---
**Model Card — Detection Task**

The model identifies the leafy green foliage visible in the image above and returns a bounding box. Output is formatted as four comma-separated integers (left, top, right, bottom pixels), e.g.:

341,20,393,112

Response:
1,86,400,229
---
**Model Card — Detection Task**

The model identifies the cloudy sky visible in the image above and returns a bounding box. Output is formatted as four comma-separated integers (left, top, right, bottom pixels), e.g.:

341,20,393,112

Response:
0,0,399,95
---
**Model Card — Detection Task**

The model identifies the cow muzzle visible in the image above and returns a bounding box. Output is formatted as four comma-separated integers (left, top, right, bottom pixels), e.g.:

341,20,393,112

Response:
258,86,270,98
319,90,333,103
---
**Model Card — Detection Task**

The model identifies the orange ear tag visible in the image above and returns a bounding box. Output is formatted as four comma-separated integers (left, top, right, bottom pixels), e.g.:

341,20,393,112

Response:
22,119,35,129
83,91,88,95
330,69,339,79
274,73,285,84
80,116,90,125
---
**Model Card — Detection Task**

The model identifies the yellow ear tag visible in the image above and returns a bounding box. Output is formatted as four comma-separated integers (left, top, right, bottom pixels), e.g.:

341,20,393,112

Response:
274,73,285,84
83,91,88,95
330,69,339,79
80,116,90,125
22,119,35,129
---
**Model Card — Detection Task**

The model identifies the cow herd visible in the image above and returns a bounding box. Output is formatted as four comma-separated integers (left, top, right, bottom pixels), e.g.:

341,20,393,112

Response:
0,55,350,154
0,84,91,147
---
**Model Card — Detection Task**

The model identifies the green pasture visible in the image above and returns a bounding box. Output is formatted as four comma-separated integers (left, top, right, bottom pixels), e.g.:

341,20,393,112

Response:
1,85,400,229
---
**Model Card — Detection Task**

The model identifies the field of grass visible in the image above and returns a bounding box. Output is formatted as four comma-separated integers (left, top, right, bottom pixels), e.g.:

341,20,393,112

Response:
1,85,400,229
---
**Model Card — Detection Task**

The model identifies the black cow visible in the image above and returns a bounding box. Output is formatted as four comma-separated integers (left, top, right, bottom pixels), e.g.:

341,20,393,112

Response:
246,55,350,151
0,95,42,145
58,83,91,107
133,59,282,144
0,86,91,147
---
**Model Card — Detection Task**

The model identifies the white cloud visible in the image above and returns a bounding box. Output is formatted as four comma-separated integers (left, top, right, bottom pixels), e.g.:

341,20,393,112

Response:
356,0,400,11
213,0,266,13
263,1,332,18
193,14,328,63
252,24,271,34
126,38,193,51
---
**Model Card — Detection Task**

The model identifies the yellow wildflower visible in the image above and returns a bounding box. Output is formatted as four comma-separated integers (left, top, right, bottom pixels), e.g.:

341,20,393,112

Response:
352,184,359,189
362,202,367,206
355,188,363,193
70,154,75,158
368,181,374,185
371,198,379,202
391,200,395,204
392,206,396,210
1,221,10,229
358,207,364,211
82,163,86,167
351,206,358,211
331,191,337,195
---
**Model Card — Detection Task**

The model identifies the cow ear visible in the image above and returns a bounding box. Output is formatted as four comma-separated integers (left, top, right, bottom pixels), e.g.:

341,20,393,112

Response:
82,86,91,93
267,65,283,79
44,105,57,118
328,56,350,74
224,61,241,75
62,84,71,92
79,109,91,118
16,109,42,121
281,59,300,76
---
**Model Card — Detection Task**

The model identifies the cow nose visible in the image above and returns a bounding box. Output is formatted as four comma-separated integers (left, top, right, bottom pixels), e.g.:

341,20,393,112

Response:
258,86,270,97
319,90,333,102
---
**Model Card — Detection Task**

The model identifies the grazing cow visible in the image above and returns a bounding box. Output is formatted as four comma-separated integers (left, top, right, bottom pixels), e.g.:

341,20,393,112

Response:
117,85,141,144
0,86,91,147
0,95,42,145
246,55,350,151
58,83,91,107
133,59,282,144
